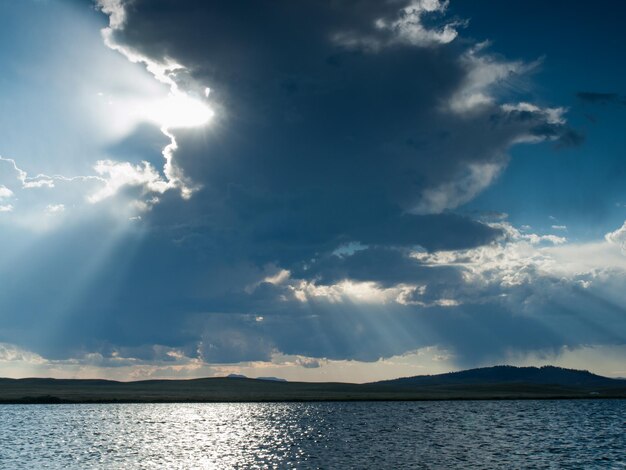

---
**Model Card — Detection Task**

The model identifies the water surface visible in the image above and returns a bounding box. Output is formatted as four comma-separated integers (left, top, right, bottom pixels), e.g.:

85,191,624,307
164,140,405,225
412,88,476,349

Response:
0,400,624,468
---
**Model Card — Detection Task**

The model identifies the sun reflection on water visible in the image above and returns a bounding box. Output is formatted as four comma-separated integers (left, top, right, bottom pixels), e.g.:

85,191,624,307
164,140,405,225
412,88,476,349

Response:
1,401,624,468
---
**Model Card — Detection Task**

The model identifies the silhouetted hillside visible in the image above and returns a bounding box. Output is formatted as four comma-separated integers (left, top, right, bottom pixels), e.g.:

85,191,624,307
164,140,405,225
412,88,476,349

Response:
376,365,623,387
1,366,624,403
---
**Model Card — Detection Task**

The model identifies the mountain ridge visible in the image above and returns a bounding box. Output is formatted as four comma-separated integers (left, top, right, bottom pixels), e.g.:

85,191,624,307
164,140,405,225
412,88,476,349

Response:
1,365,624,403
374,365,624,387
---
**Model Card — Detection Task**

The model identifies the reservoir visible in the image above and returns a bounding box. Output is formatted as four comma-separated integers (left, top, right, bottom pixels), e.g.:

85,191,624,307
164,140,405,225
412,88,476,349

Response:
1,400,624,468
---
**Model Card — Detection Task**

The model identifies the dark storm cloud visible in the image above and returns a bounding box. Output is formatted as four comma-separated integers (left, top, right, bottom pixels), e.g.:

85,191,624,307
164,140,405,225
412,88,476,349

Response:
86,0,581,363
576,91,625,105
94,0,574,266
3,214,625,367
290,246,462,288
106,0,576,213
185,274,626,365
0,0,589,368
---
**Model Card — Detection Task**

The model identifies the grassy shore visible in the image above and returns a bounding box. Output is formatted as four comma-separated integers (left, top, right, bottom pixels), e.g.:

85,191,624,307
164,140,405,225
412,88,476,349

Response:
1,376,625,404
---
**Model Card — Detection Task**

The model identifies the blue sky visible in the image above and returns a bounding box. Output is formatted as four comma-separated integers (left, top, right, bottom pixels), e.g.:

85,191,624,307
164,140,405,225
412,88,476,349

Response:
454,0,626,240
0,0,625,381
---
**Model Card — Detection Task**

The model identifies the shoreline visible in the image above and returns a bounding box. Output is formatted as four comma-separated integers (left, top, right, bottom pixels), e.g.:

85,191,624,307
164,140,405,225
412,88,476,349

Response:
2,394,625,405
3,367,625,404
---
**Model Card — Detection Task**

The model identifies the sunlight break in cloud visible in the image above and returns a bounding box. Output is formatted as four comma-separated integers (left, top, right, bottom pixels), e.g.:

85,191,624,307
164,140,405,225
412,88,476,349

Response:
97,0,213,201
1,0,213,229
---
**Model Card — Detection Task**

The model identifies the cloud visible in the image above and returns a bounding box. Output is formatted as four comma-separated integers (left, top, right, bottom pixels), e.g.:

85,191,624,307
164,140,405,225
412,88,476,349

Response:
0,343,46,364
96,0,210,202
0,186,13,199
379,0,461,46
97,0,126,30
175,220,623,366
576,91,625,105
0,341,216,381
95,0,579,223
0,0,612,378
0,155,169,229
0,156,58,190
45,204,65,214
555,128,585,148
605,221,626,253
333,0,462,51
0,0,214,232
295,357,322,369
449,43,532,113
88,160,170,203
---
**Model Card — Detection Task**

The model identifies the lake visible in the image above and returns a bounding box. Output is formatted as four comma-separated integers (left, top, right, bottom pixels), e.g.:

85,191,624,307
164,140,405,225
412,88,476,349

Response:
0,400,624,468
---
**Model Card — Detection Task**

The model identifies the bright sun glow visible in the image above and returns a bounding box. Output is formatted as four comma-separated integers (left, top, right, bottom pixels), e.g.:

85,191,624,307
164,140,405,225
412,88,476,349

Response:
146,92,213,129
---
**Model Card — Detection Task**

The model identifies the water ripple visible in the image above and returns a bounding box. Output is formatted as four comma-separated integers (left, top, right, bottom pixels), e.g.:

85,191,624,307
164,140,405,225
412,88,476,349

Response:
0,400,624,468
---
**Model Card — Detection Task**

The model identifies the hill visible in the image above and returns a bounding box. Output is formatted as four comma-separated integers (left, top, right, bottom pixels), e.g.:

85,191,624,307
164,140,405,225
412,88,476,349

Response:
0,366,624,403
376,365,621,387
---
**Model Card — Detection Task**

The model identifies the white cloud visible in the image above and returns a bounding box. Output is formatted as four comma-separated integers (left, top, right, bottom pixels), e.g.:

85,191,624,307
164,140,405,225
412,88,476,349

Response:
0,156,171,228
488,217,567,245
502,102,566,125
263,269,291,285
0,343,47,364
401,221,626,316
333,0,460,51
412,222,569,277
333,242,369,257
412,233,557,290
257,221,582,310
290,279,418,305
545,241,626,276
376,0,459,47
0,341,461,382
605,221,626,253
500,102,569,144
0,185,13,199
413,162,502,214
449,43,532,113
0,342,214,381
285,278,462,309
45,204,65,214
0,156,58,190
88,160,170,204
96,0,126,29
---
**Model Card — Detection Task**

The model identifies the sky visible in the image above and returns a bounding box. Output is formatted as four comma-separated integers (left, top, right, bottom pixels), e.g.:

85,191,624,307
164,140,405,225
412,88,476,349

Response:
0,0,625,382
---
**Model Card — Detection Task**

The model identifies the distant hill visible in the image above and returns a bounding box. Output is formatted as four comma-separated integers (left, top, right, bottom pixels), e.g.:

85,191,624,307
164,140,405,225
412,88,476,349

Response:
226,374,248,379
227,374,287,382
375,365,624,388
0,366,624,403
